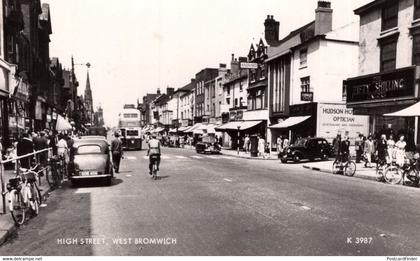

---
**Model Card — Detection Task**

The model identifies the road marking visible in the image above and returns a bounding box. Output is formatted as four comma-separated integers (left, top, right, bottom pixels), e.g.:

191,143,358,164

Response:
206,156,219,159
223,178,232,182
191,156,204,159
301,206,311,210
126,174,132,177
143,156,149,160
126,156,136,160
161,155,171,159
175,156,187,159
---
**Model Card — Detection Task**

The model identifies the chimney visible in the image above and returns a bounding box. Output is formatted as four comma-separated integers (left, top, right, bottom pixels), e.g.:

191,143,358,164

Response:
231,53,235,61
157,88,161,95
315,1,333,36
264,15,280,46
219,63,227,69
231,54,240,74
167,87,175,96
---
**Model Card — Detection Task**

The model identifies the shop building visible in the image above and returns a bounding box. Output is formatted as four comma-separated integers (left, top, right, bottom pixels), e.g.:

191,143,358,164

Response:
346,0,420,149
194,68,219,124
266,1,366,144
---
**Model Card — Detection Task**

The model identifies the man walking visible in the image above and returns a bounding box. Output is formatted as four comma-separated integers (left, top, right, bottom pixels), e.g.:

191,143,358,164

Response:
17,132,34,169
111,132,123,173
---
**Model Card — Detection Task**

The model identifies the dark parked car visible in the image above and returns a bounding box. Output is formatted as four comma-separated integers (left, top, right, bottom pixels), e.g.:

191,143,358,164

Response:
69,139,114,186
281,137,332,163
196,136,221,154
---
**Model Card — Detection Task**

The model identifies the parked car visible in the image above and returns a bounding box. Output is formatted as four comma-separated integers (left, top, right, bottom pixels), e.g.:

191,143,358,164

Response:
196,136,221,154
68,139,114,186
280,137,332,163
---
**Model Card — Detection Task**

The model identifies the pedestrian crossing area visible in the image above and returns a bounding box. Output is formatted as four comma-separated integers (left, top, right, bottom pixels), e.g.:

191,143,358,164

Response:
136,155,235,161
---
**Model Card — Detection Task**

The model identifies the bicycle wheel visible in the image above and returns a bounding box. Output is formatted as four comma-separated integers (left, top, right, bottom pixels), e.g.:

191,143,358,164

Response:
384,166,403,185
375,165,385,182
332,161,340,174
344,161,356,176
10,190,26,225
30,184,40,215
33,182,42,205
46,166,57,189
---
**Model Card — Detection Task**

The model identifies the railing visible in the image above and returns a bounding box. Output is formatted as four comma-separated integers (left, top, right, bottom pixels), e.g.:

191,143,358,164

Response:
0,148,51,214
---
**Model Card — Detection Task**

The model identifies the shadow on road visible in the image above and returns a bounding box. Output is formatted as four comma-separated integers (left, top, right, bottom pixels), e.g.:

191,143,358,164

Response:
71,178,123,188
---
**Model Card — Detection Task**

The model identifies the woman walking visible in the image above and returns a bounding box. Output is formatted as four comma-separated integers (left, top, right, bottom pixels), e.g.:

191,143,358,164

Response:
387,134,396,164
395,135,407,167
364,135,375,168
258,135,266,158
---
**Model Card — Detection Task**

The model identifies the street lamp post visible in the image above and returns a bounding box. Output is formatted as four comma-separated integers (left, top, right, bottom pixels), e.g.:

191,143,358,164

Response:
237,126,241,155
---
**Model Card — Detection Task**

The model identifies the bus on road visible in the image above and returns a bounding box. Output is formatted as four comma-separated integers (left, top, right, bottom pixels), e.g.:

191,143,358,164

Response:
118,106,142,150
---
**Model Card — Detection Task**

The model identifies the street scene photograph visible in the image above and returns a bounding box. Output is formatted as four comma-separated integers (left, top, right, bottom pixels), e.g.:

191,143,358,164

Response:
0,0,420,259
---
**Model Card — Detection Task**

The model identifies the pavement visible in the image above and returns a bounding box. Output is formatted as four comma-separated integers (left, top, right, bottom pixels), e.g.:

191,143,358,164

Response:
0,167,52,246
1,142,420,255
302,160,378,181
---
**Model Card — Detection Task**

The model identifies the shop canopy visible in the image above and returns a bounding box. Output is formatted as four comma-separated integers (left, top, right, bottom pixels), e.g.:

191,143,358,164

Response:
177,126,190,132
384,102,420,117
56,115,73,131
151,127,165,133
215,121,262,131
193,124,218,135
269,116,311,129
169,128,177,133
183,123,202,133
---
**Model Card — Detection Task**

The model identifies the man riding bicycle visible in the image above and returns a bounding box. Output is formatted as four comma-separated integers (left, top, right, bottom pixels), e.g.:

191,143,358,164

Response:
147,134,161,175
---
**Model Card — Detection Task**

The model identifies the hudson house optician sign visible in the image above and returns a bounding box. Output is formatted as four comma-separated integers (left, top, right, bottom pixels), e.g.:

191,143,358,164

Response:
344,66,416,104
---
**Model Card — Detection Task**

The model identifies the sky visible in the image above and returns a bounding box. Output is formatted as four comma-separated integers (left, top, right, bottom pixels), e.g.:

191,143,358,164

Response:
47,0,371,127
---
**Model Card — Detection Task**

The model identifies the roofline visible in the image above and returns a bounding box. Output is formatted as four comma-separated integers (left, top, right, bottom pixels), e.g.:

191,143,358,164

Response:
354,0,395,15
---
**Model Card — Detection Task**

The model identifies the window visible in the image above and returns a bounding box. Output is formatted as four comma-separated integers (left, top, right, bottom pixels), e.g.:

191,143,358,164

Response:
415,0,420,20
77,145,103,155
299,49,308,67
300,77,310,93
227,86,230,95
239,97,243,107
239,82,243,92
380,38,397,72
413,33,420,65
234,98,238,107
260,64,266,79
226,98,230,105
381,1,398,31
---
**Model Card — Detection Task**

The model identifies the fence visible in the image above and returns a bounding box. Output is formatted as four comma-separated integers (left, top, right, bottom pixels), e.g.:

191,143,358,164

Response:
0,148,51,214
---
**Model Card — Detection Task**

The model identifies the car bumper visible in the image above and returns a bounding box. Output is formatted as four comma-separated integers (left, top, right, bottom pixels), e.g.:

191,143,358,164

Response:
70,174,112,180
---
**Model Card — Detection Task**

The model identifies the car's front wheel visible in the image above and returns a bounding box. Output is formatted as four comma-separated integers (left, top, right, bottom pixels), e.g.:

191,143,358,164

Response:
293,154,301,163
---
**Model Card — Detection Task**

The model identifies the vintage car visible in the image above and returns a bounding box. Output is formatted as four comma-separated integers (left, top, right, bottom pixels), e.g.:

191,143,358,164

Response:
281,137,332,163
196,136,221,154
69,139,114,186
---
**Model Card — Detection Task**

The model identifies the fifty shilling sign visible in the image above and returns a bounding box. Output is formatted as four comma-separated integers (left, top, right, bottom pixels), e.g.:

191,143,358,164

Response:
345,66,416,104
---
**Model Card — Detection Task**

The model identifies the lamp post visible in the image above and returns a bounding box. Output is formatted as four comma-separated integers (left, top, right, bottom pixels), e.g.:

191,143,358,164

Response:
71,57,91,128
237,125,241,155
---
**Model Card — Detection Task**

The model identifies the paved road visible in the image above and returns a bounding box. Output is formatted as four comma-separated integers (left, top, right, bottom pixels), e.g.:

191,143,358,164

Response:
1,144,420,255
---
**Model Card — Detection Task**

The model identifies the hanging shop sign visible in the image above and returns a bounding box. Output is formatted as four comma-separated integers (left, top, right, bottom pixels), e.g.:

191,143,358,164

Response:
300,92,313,102
35,100,43,120
345,66,416,104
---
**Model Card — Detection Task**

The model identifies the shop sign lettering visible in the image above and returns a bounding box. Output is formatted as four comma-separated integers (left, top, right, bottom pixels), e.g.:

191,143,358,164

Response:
345,66,415,104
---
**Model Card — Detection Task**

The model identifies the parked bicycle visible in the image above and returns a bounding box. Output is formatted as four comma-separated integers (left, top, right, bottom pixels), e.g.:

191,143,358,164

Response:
46,154,69,188
4,164,43,225
332,154,356,176
383,153,419,186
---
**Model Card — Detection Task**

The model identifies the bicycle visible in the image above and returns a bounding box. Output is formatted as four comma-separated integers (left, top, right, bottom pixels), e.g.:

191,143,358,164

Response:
5,164,43,225
332,154,356,176
384,156,419,186
150,154,159,180
375,158,388,182
46,155,63,189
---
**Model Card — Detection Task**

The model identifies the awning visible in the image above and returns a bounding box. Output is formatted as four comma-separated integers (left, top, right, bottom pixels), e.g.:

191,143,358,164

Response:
151,127,164,133
177,126,190,132
269,116,311,129
215,121,262,131
194,124,218,134
169,128,177,133
384,102,420,117
56,115,72,131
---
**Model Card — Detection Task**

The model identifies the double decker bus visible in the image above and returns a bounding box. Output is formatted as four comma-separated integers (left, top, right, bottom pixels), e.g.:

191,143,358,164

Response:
118,105,142,150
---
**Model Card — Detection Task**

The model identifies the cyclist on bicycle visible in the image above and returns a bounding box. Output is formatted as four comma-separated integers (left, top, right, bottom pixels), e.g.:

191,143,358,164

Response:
147,134,161,175
340,135,350,163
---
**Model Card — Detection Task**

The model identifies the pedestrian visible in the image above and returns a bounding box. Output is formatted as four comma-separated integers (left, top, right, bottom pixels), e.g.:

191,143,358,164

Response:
395,135,407,167
276,136,283,156
282,136,289,149
332,134,342,161
16,132,34,169
340,136,350,162
218,136,223,147
364,135,375,168
376,134,388,165
387,134,396,164
243,135,250,153
37,131,49,166
57,134,69,163
111,131,123,173
355,134,363,163
258,135,265,158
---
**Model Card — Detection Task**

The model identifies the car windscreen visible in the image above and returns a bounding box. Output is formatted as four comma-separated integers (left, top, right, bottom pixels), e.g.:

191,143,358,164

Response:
126,130,139,136
76,145,104,155
294,139,307,146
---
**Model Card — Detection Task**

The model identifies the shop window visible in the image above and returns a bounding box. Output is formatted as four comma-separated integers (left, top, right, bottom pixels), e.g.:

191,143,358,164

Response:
227,86,230,95
239,82,243,92
381,1,398,31
380,38,397,72
413,33,420,65
300,77,310,93
415,0,420,20
234,98,238,107
299,49,308,68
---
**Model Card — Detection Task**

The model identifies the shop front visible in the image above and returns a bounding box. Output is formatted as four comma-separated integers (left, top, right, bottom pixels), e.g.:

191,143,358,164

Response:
9,78,31,141
270,102,369,144
345,66,419,150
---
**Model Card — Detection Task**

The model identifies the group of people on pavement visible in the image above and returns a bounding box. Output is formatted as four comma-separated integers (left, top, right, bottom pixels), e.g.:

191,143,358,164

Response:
242,134,271,158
